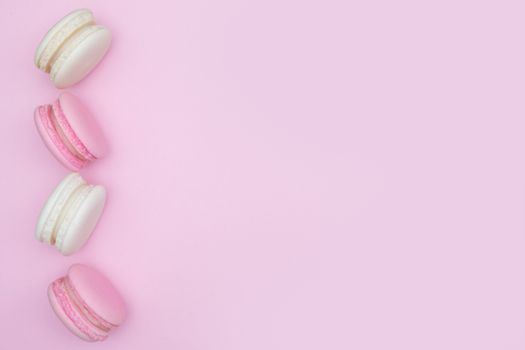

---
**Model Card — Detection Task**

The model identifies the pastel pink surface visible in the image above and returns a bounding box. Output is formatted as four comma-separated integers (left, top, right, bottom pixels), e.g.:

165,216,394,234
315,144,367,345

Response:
3,1,525,350
67,264,126,326
58,92,107,159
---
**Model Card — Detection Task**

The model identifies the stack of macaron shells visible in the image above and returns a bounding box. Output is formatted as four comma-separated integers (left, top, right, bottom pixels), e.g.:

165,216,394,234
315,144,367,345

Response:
32,9,126,342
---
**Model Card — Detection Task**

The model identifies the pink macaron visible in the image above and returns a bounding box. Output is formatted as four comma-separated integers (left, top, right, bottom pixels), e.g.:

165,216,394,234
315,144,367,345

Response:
34,92,107,171
48,264,126,341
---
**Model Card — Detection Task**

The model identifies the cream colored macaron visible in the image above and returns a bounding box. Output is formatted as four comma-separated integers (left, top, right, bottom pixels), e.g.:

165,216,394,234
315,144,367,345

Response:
34,9,112,88
36,173,107,255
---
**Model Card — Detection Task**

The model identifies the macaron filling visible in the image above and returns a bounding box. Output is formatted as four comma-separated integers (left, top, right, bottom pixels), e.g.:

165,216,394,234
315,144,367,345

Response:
52,277,115,341
51,184,93,247
52,99,96,162
38,11,95,73
38,174,86,244
38,101,96,170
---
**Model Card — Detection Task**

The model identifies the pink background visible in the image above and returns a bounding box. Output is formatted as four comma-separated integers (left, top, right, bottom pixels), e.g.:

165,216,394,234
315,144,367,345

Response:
1,0,524,348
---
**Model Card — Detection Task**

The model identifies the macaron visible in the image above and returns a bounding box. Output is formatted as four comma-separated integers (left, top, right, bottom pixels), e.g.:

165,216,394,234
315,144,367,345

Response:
48,264,126,341
36,173,106,255
34,9,112,88
34,92,107,171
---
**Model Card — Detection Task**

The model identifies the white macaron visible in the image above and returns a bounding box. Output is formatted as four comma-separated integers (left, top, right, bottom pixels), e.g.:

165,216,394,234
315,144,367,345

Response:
36,173,106,255
34,9,112,88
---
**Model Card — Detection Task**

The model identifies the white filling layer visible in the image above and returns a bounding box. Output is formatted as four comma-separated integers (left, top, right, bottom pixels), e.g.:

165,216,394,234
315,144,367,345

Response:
40,175,85,244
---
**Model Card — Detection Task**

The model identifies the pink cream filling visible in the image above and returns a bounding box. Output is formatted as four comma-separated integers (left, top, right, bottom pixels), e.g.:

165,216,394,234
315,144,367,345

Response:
52,277,116,341
39,104,95,170
39,106,86,169
52,100,96,161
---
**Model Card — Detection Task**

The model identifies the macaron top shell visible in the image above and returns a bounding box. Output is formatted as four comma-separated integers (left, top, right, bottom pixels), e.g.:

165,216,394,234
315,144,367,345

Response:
52,26,112,88
57,185,106,255
58,93,108,159
68,264,126,326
